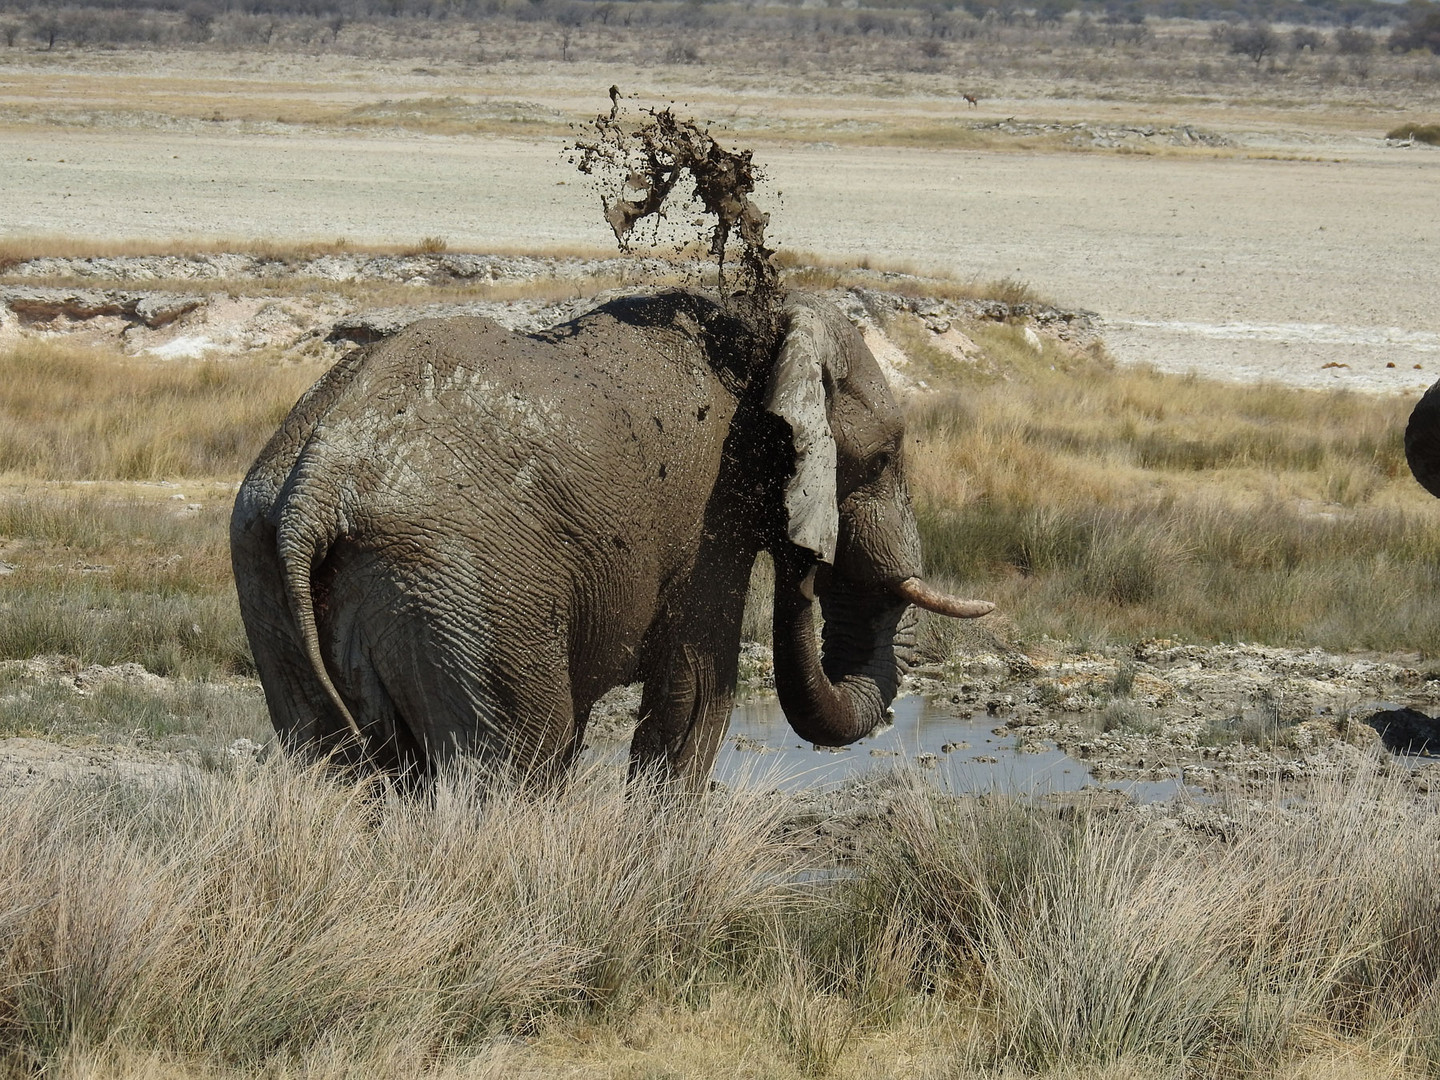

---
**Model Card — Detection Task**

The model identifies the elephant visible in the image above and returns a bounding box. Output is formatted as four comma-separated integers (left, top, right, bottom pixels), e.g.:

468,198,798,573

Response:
231,288,992,788
1408,380,1440,500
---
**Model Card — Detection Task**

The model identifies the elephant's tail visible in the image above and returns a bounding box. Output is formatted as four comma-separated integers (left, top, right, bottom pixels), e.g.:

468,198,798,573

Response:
275,484,364,742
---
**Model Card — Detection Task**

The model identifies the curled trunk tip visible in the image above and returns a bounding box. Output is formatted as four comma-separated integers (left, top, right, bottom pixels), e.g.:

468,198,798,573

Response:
892,577,994,619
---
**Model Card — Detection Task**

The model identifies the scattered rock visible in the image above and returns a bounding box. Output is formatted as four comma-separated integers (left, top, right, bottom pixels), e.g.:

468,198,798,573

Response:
3,255,1100,376
0,286,204,329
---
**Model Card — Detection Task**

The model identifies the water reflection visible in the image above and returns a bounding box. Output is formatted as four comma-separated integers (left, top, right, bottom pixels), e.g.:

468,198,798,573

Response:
716,695,1192,802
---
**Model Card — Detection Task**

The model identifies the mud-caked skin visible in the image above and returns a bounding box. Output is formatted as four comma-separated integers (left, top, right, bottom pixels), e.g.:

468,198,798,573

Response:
232,288,987,787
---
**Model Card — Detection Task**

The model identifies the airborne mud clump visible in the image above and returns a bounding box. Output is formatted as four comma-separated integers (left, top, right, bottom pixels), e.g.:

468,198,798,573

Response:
571,91,781,334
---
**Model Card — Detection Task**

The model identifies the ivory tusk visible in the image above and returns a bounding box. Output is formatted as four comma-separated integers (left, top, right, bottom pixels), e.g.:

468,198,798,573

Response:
892,577,995,619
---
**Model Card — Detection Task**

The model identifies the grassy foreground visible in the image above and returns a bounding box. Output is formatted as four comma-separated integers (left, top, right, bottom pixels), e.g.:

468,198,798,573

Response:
2,760,1439,1079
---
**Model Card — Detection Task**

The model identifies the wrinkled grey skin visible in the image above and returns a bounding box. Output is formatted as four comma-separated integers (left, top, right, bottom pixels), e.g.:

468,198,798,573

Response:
232,289,956,787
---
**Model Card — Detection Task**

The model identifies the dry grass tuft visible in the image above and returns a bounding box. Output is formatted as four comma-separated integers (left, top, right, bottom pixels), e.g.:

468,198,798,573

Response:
0,761,794,1078
0,342,321,481
849,767,1440,1077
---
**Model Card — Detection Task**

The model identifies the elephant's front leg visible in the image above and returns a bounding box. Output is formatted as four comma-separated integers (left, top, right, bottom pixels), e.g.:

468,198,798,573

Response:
629,547,754,789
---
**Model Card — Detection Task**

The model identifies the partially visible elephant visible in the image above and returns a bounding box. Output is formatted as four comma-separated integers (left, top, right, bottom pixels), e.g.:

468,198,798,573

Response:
1407,380,1440,499
231,288,991,787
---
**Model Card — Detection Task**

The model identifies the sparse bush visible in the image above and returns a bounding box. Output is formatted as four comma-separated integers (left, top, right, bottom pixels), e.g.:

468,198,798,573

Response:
1389,3,1440,54
1290,26,1323,51
1387,121,1440,143
184,1,217,41
1228,20,1280,64
1096,698,1156,732
664,39,700,62
1335,25,1376,54
29,13,62,50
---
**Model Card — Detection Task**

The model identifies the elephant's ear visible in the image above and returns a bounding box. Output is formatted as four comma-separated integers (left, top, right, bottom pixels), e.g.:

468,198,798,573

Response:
1407,379,1440,499
763,297,850,565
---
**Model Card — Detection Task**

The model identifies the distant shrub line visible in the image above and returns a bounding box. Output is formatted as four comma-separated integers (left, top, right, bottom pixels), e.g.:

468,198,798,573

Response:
0,0,1431,52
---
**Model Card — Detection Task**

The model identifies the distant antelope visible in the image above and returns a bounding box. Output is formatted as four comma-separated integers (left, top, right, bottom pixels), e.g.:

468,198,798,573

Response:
962,93,979,108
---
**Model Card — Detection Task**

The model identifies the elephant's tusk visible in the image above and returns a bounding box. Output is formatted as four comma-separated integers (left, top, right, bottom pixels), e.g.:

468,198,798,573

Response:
892,577,995,619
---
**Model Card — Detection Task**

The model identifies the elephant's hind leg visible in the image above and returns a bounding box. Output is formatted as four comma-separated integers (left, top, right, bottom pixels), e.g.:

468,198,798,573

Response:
323,549,582,784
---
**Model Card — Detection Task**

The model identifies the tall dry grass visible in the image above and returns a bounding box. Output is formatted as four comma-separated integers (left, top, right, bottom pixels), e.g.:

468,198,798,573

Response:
0,342,321,481
844,767,1440,1077
0,761,795,1079
901,319,1440,652
0,340,315,675
4,761,1440,1078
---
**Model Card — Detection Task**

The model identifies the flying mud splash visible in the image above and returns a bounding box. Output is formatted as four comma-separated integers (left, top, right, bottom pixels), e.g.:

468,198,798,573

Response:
571,89,781,332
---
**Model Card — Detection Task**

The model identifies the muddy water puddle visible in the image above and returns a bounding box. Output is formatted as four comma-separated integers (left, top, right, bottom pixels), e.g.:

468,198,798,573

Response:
715,695,1193,801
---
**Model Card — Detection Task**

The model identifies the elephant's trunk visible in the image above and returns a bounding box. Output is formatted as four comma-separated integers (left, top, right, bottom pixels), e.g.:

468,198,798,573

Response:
772,549,995,745
1406,379,1440,499
772,549,916,746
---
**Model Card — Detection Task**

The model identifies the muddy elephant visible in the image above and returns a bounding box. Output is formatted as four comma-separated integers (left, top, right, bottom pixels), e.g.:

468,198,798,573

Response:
1408,380,1440,499
231,288,991,787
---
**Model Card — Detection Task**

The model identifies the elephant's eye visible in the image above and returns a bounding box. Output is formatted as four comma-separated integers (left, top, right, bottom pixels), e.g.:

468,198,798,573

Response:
868,451,892,480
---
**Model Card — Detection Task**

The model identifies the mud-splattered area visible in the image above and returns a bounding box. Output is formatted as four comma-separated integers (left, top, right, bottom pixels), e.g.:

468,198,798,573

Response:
8,640,1439,862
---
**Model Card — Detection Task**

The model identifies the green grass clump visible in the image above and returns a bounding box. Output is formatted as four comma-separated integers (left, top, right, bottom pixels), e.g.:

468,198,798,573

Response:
0,497,248,677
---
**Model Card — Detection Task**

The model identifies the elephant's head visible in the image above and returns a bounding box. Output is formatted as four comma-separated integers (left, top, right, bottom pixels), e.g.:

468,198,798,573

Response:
1407,380,1440,499
762,294,992,746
